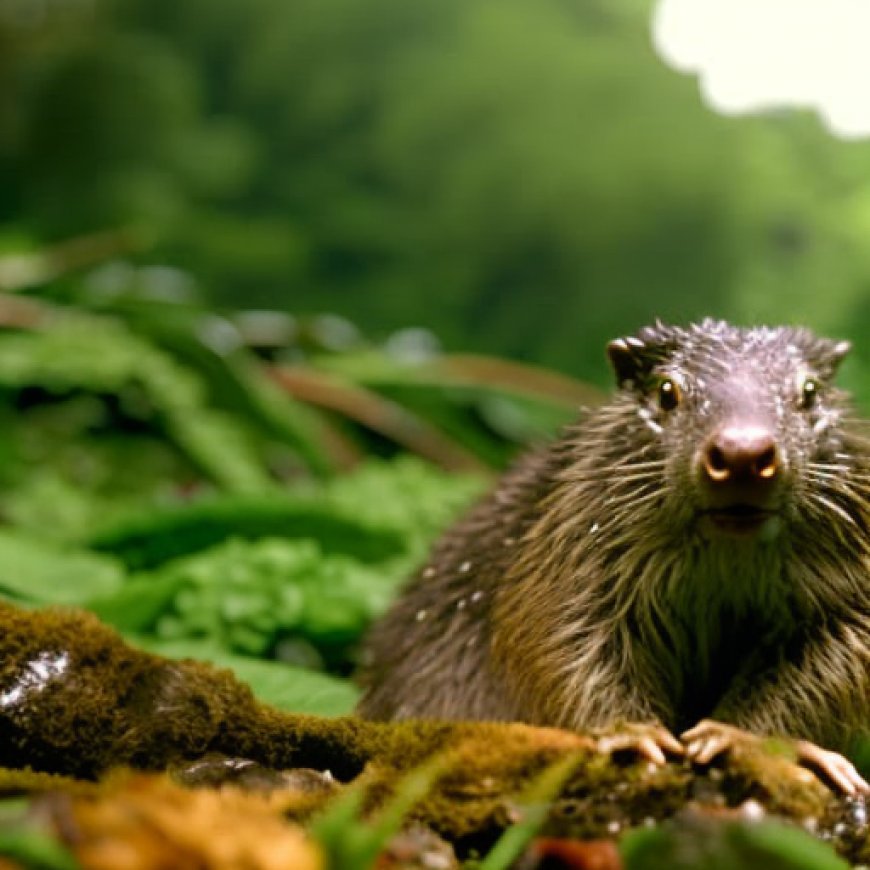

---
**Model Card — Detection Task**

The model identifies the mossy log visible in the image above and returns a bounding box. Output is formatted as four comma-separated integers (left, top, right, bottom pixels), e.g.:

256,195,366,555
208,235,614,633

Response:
1,601,867,862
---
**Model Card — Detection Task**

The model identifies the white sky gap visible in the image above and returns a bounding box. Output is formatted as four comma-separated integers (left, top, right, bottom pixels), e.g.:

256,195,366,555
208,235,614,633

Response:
653,0,870,139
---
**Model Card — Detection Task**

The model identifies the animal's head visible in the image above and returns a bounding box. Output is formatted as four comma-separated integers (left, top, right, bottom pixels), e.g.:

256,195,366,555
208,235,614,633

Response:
605,319,855,542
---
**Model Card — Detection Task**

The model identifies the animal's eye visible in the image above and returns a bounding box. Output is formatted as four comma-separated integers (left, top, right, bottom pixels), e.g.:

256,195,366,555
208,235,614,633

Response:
657,378,681,412
799,375,820,410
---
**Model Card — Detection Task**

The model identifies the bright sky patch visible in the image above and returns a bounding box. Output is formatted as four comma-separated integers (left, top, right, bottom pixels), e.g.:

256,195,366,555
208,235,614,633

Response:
653,0,870,139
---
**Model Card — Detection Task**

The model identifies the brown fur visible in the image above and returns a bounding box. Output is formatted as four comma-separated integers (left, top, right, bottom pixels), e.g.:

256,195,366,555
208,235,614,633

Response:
357,321,870,751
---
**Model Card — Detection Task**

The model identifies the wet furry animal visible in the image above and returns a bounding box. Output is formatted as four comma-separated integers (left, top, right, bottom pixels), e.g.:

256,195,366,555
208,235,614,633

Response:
357,320,870,778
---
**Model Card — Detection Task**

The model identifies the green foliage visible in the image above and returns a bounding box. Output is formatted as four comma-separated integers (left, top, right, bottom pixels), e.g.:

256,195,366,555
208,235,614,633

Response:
0,530,124,606
478,755,585,870
311,758,445,870
0,316,273,498
0,831,79,870
93,538,396,658
321,456,487,557
6,0,870,380
87,493,407,570
4,2,870,862
68,293,337,475
848,732,870,783
0,270,495,709
84,458,484,668
0,798,79,870
136,639,360,714
312,352,581,466
621,819,850,870
0,394,485,689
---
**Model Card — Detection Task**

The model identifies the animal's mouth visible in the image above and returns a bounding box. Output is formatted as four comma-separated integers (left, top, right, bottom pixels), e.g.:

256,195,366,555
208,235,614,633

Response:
700,504,779,537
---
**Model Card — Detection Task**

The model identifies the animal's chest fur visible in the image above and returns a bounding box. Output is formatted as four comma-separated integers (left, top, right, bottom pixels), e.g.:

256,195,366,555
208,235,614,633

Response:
671,609,773,729
640,543,796,729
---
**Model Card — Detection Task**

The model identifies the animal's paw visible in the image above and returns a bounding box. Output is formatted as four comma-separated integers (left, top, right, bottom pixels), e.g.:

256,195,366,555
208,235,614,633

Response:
596,722,684,765
682,719,870,796
795,739,869,796
681,719,753,765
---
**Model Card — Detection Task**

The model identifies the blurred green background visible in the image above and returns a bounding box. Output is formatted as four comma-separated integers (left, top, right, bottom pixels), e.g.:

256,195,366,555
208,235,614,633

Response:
4,0,870,382
2,6,870,865
2,0,870,720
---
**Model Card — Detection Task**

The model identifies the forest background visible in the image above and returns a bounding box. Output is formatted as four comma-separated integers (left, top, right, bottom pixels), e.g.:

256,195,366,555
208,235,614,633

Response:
3,2,870,865
5,0,870,698
5,0,870,383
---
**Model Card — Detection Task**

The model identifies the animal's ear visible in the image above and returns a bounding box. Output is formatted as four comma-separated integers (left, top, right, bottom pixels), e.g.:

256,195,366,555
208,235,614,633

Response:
792,329,851,380
821,339,851,378
606,323,678,388
606,337,650,387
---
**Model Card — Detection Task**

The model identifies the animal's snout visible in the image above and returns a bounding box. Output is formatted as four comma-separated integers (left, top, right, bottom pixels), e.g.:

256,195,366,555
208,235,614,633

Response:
700,424,779,487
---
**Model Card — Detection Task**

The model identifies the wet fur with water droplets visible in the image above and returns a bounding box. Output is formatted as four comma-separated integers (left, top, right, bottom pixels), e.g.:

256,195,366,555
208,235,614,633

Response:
356,320,870,754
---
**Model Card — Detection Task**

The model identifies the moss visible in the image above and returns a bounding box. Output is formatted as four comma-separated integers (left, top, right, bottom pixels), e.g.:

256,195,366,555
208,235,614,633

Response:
0,601,260,778
0,601,865,862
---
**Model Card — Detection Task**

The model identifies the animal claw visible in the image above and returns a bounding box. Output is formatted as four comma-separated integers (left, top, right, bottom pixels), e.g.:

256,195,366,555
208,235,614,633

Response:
681,719,870,796
681,719,748,765
596,723,684,765
796,740,870,797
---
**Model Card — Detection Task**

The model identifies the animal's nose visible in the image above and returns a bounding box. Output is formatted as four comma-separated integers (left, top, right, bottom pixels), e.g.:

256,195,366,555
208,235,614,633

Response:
701,424,779,486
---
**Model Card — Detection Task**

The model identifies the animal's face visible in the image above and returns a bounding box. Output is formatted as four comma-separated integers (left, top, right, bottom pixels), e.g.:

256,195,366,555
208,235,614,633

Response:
607,319,853,540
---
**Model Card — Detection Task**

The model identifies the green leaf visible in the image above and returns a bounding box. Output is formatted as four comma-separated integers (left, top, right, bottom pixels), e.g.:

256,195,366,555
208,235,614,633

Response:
0,831,79,870
621,819,850,870
848,732,870,780
479,754,583,870
92,296,336,477
321,457,487,556
0,317,272,492
85,572,186,633
90,536,401,660
0,797,79,870
311,756,445,870
0,530,124,605
87,493,407,570
134,638,359,715
735,822,850,870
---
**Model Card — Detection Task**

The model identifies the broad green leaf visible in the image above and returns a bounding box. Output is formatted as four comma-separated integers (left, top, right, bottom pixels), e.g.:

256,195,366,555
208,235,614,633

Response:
0,797,79,870
621,820,849,870
0,318,272,492
86,573,186,633
87,494,407,570
0,831,79,870
135,638,360,715
0,530,124,605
